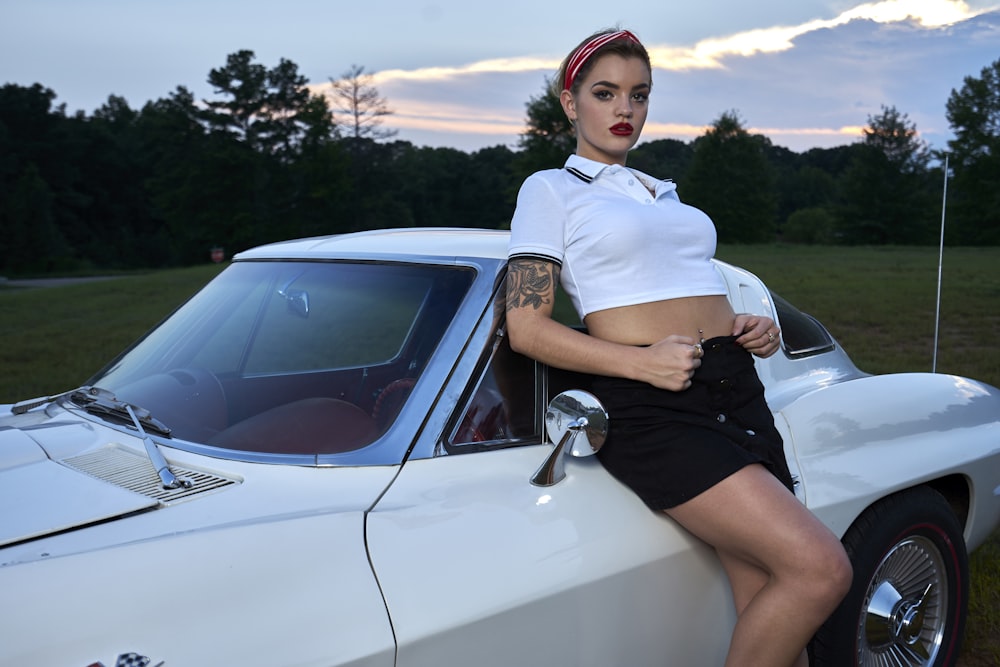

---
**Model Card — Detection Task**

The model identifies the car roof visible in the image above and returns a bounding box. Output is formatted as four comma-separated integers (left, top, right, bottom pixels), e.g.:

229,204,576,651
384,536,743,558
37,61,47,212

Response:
234,227,512,262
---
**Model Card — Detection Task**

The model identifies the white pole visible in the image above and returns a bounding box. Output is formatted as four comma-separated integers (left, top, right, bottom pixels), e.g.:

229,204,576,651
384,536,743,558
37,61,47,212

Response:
933,155,949,373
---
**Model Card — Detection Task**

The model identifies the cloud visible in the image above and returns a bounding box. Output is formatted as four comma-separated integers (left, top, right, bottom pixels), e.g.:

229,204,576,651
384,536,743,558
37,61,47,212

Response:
388,100,525,136
665,0,988,69
355,0,993,83
646,10,999,149
315,0,1000,152
370,57,559,83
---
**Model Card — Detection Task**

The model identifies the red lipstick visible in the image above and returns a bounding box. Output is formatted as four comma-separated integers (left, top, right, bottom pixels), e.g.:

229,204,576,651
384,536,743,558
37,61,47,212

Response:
610,122,634,136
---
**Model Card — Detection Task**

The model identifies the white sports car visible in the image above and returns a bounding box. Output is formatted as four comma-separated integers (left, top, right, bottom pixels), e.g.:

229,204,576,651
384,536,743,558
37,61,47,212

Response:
2,229,999,667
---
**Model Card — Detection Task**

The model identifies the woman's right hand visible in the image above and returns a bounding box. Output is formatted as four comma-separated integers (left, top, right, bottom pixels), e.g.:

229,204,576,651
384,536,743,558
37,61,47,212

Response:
642,335,704,391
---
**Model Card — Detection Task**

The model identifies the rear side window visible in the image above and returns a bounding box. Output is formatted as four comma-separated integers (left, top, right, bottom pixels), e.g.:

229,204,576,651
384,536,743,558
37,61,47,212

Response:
773,293,835,358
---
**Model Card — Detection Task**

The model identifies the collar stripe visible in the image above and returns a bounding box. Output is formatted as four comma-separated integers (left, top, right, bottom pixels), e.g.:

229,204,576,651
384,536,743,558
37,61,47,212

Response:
565,166,594,183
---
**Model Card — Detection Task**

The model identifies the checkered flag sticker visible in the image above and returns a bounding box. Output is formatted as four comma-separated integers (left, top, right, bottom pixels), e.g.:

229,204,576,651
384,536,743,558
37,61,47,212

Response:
115,654,162,667
85,653,164,667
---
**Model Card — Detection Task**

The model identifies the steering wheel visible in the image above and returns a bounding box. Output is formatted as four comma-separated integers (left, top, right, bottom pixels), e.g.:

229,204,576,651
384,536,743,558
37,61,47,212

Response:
372,377,417,426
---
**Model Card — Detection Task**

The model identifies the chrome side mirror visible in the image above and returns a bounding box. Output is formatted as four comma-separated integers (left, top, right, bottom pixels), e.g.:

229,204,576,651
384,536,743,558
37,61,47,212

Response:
531,390,608,487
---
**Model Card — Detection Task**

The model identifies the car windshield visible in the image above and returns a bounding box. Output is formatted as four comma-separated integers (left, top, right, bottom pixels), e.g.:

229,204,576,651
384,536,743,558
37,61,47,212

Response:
87,260,474,459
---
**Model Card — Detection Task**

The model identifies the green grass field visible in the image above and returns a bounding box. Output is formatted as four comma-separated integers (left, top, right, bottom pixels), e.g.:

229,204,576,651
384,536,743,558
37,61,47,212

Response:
2,244,998,663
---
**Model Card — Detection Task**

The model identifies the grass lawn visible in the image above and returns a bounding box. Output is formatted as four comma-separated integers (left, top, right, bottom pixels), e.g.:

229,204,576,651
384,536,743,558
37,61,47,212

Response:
2,244,999,663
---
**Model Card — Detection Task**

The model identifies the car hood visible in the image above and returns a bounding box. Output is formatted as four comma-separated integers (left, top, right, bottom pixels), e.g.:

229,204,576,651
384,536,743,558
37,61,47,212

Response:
0,422,161,547
0,404,398,557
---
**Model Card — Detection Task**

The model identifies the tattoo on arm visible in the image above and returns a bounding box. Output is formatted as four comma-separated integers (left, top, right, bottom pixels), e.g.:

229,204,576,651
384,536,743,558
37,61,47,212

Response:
507,258,559,312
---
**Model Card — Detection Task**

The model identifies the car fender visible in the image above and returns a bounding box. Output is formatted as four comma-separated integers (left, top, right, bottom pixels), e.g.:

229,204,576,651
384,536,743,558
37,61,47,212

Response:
0,509,396,667
778,372,1000,548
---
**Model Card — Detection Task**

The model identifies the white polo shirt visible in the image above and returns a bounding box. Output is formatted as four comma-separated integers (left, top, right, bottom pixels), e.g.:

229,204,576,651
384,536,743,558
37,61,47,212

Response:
508,154,726,319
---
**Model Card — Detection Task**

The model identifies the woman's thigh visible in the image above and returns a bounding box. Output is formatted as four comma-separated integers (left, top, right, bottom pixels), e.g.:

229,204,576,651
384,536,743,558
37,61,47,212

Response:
664,463,842,577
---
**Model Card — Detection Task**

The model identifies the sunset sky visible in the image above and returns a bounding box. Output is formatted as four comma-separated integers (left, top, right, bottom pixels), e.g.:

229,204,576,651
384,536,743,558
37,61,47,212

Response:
3,0,998,153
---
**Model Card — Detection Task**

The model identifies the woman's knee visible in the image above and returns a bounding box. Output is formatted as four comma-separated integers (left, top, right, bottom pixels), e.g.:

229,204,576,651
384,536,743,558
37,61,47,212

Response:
802,537,853,608
829,542,854,600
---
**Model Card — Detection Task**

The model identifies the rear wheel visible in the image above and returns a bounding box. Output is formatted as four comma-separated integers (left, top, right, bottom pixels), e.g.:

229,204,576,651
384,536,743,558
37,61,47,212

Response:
811,486,968,666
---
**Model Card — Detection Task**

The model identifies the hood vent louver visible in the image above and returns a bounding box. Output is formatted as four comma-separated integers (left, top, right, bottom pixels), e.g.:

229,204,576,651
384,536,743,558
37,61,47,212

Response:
62,445,238,503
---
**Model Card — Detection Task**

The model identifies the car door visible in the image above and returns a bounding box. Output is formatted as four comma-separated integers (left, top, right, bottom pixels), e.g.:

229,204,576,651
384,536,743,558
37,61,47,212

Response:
365,294,737,666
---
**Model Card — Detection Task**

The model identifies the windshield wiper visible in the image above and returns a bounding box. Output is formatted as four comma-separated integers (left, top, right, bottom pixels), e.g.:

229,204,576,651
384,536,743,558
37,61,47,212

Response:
69,387,191,490
69,387,172,436
124,403,192,490
11,387,189,489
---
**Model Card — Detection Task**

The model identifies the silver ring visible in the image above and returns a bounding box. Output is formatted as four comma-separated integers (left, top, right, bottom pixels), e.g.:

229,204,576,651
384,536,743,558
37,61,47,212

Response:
767,332,775,342
694,343,704,358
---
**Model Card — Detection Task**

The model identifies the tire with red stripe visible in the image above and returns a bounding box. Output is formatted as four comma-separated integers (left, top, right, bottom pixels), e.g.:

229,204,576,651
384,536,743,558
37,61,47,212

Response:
811,486,968,666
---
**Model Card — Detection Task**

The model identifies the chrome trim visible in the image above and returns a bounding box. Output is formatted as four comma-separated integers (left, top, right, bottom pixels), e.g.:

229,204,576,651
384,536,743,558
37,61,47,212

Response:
125,404,191,490
859,536,947,664
406,267,509,461
531,390,608,486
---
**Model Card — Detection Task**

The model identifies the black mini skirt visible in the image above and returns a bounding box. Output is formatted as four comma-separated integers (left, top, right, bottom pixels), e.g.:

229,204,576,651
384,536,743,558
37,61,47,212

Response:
592,336,795,510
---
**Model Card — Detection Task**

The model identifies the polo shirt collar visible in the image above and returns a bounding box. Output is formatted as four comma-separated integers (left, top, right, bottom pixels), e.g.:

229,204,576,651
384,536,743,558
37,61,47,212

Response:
563,154,610,183
563,154,677,197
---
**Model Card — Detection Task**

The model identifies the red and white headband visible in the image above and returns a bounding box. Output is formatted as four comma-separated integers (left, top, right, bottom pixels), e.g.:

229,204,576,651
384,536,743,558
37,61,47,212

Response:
563,30,642,91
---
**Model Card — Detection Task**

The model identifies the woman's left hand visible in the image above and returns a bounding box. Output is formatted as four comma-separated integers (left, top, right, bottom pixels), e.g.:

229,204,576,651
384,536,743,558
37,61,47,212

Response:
733,314,781,358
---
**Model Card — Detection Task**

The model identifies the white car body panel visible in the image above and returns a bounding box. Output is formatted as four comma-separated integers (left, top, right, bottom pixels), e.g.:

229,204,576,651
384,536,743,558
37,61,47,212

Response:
779,372,1000,542
0,457,157,546
3,510,396,667
367,447,734,667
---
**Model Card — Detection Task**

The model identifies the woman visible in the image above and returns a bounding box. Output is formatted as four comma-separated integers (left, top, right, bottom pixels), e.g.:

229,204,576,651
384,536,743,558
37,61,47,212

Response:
506,28,852,667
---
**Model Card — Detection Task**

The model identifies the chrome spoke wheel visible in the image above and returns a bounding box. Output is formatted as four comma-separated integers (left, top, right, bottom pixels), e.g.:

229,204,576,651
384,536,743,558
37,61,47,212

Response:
812,488,967,667
858,536,947,666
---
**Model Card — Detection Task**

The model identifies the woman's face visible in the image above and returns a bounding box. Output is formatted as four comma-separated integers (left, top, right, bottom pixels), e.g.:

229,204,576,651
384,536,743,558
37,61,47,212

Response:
561,54,651,165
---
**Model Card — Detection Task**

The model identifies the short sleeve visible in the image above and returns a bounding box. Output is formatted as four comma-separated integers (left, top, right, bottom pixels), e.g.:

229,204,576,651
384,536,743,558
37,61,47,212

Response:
507,171,566,265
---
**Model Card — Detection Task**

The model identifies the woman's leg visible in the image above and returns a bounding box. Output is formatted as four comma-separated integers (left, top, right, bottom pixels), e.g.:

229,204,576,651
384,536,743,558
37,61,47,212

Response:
665,464,852,667
717,553,809,667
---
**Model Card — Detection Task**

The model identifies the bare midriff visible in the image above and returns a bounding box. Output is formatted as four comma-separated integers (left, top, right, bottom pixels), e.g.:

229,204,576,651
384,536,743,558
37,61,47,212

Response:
583,295,735,345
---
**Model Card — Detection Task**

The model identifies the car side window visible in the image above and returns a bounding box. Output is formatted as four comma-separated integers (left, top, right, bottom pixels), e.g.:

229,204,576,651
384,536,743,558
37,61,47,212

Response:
772,293,836,358
448,332,540,448
447,329,597,451
446,275,595,451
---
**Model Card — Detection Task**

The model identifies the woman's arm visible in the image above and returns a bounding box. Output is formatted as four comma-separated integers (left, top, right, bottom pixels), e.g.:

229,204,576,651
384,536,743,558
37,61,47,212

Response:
505,258,701,392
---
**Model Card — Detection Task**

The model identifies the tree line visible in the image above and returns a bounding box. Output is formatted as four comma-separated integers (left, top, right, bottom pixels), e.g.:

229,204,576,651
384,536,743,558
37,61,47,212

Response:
2,51,998,276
